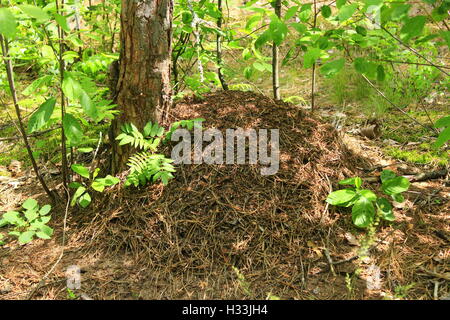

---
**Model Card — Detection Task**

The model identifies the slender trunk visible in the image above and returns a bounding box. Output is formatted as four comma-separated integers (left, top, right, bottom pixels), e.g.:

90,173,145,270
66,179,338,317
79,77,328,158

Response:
217,0,229,90
272,0,281,100
0,35,54,201
56,0,69,189
112,0,173,173
311,0,317,111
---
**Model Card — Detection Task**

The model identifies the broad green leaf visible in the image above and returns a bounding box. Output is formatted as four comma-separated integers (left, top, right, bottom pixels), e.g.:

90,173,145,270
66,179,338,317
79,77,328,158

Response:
382,176,410,195
91,180,105,192
339,177,358,186
377,65,386,81
28,97,56,133
22,75,53,96
254,30,271,49
63,113,84,145
22,198,38,210
62,74,82,101
37,225,53,238
338,4,358,21
434,126,450,149
303,47,322,69
269,18,289,46
18,231,35,244
0,218,8,227
321,5,332,19
78,192,91,208
71,164,90,178
400,16,426,41
380,170,397,182
376,198,395,221
326,189,358,206
0,8,17,38
68,182,82,189
24,208,38,222
39,204,51,216
80,90,97,120
284,6,299,21
71,186,86,207
54,13,70,32
321,58,345,77
392,193,405,203
352,196,375,228
18,5,50,23
356,26,367,36
3,211,21,224
336,0,347,9
435,116,450,128
359,189,377,202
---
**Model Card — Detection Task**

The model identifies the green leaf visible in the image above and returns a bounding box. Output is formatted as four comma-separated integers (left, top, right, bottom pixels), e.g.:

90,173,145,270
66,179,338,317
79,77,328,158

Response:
356,26,367,36
321,5,332,19
303,47,322,69
284,6,299,21
354,57,368,74
352,196,375,228
320,58,345,77
376,198,395,221
3,211,21,224
326,189,358,206
71,186,86,207
355,177,362,189
36,225,53,239
434,126,450,149
359,189,377,202
0,8,17,38
400,16,426,41
336,0,347,9
392,193,405,203
377,65,386,81
22,75,53,96
80,90,97,120
54,13,70,32
338,4,358,21
339,177,358,186
382,176,410,195
254,30,271,49
24,208,38,222
380,170,397,183
78,192,91,208
62,74,82,101
22,198,38,210
28,97,56,133
91,180,105,192
18,231,35,244
18,5,50,23
69,182,82,189
71,164,90,179
435,116,450,128
63,113,84,145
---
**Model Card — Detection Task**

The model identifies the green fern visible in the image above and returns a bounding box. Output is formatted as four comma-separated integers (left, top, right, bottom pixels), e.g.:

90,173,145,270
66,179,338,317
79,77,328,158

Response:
116,122,164,151
117,119,204,187
125,151,175,187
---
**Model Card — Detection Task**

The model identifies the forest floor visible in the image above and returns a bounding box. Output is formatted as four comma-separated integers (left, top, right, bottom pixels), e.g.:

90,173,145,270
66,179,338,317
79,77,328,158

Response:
0,90,449,300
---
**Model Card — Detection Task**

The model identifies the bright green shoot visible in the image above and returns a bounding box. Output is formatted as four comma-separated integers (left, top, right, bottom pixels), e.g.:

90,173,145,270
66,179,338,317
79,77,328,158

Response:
326,170,410,228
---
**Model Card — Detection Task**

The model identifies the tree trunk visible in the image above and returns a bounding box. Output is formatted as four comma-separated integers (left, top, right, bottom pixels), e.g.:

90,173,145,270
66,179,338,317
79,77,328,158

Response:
272,0,281,100
111,0,173,173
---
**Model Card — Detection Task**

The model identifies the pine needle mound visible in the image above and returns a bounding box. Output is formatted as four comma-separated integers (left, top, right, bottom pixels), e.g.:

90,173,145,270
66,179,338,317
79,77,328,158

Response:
79,91,372,299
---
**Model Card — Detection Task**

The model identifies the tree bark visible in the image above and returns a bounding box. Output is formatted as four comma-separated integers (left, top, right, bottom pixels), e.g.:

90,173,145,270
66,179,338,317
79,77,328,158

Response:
112,0,173,173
